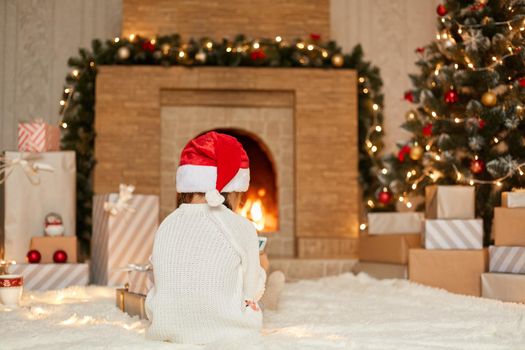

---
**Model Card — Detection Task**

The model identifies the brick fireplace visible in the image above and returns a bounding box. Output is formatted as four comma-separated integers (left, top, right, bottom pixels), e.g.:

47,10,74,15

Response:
94,66,359,258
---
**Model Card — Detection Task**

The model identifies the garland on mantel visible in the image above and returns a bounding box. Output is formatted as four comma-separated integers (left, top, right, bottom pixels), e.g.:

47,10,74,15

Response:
59,33,388,254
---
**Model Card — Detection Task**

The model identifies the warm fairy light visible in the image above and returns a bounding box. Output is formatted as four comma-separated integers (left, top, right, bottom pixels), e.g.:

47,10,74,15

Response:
363,88,369,94
434,68,440,76
114,37,120,43
89,61,95,68
468,63,474,69
372,104,379,111
458,28,463,34
407,171,412,178
150,38,156,45
435,154,441,160
275,36,282,42
406,201,413,208
205,41,213,49
64,88,70,94
492,56,498,62
367,199,374,207
454,63,459,69
496,181,503,187
375,125,382,132
59,100,65,106
457,172,462,180
454,117,461,123
366,140,373,148
399,196,405,202
494,137,500,143
411,183,417,190
253,42,260,49
425,144,431,151
381,168,388,174
359,77,365,83
307,44,314,51
178,51,185,58
129,34,136,41
520,169,524,176
71,70,79,77
296,42,305,49
371,145,378,153
226,47,232,53
359,223,367,231
61,122,68,128
469,180,474,185
321,50,328,58
407,112,415,119
431,111,437,117
436,33,440,40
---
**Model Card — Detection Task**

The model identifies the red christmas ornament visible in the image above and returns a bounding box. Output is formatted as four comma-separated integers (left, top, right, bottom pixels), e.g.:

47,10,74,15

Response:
377,190,393,205
518,78,525,87
404,91,415,103
141,41,155,53
470,3,486,11
444,89,459,104
53,250,68,263
478,118,486,129
250,49,266,61
26,250,41,264
470,159,485,174
437,4,448,16
422,123,433,137
309,33,321,41
398,145,411,162
415,47,425,54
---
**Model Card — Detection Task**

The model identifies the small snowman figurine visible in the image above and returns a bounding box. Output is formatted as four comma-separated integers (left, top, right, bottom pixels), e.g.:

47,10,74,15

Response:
44,213,65,236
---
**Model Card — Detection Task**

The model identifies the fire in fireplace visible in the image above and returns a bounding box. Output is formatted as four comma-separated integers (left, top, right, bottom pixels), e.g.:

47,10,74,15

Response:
209,129,278,233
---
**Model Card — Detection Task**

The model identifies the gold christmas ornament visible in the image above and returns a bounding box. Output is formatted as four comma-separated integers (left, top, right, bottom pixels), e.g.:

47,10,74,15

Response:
409,145,424,160
331,54,344,67
481,91,497,107
195,50,207,63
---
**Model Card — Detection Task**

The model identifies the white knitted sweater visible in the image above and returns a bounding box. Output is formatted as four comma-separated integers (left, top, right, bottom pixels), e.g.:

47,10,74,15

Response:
145,203,266,344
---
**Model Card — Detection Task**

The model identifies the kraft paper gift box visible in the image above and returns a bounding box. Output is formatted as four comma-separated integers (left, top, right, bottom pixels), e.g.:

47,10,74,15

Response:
30,236,77,263
501,190,525,208
367,212,424,235
424,219,483,250
352,262,408,280
408,248,488,297
489,246,525,274
359,233,421,264
8,263,88,291
425,185,475,220
18,120,60,153
91,192,159,286
0,151,76,262
482,273,525,303
493,208,525,246
127,269,154,295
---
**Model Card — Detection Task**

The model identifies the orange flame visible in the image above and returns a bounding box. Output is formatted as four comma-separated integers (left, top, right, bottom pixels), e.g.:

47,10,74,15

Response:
239,196,266,231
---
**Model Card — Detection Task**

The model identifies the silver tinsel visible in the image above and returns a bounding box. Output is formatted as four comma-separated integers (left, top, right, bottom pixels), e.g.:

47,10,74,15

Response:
468,135,485,151
504,116,520,130
486,155,518,178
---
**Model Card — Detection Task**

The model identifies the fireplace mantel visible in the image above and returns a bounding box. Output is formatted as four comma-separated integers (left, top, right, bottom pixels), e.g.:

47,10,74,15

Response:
94,66,358,258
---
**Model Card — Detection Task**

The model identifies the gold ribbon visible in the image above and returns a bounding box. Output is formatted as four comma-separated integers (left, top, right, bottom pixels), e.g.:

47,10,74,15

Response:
0,153,55,185
103,184,136,216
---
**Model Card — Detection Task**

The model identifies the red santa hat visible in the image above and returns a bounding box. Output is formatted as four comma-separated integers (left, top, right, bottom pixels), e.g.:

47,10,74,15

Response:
176,131,250,206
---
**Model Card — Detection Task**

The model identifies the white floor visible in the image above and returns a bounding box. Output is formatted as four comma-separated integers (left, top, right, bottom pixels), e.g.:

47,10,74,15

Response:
2,273,525,349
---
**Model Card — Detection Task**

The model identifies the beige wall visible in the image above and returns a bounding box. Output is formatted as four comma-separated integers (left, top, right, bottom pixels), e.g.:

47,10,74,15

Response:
0,0,438,152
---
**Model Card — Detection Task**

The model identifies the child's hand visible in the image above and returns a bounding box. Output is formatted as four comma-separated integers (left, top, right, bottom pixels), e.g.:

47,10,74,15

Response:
245,300,260,311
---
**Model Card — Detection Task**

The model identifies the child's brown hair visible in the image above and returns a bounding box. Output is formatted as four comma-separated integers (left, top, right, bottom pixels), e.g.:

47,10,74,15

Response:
176,192,242,211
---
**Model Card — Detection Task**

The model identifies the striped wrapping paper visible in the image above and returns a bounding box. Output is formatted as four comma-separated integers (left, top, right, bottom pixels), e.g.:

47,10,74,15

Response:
128,270,154,295
91,194,159,286
17,120,60,152
424,219,483,249
489,246,525,274
8,263,89,291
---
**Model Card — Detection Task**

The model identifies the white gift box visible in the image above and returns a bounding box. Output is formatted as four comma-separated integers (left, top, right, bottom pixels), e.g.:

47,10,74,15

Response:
91,193,158,286
8,263,88,291
425,185,475,219
367,212,424,234
424,219,483,250
128,269,154,295
489,246,525,274
482,273,525,303
501,191,525,208
1,151,76,261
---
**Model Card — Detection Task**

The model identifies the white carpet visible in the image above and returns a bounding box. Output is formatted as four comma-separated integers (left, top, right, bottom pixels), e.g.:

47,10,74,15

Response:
2,273,525,350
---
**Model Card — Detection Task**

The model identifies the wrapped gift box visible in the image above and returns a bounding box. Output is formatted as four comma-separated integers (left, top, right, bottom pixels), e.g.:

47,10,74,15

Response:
1,151,76,261
425,185,475,220
408,248,488,296
30,236,77,263
18,120,60,152
128,269,154,295
424,219,483,250
116,288,148,320
482,273,525,303
501,191,525,208
489,246,525,274
91,193,158,286
359,233,421,264
352,262,407,280
8,263,88,291
367,212,424,235
493,208,525,246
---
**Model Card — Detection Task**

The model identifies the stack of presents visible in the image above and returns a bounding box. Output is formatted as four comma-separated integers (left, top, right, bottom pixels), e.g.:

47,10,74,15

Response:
1,120,157,317
359,185,525,302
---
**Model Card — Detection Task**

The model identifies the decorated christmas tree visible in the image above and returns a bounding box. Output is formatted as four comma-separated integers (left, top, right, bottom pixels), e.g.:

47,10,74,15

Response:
378,0,525,237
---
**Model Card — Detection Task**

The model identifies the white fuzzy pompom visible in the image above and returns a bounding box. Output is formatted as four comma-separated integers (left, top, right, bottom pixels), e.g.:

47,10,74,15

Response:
205,189,225,207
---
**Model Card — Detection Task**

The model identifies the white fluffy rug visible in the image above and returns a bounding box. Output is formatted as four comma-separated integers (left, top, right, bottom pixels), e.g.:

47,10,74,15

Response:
2,273,525,350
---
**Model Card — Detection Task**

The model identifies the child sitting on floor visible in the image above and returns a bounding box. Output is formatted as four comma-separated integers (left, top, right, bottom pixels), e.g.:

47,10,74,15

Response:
145,131,283,344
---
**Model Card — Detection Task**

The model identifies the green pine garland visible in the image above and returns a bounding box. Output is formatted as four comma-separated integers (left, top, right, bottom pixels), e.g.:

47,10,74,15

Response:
59,34,386,255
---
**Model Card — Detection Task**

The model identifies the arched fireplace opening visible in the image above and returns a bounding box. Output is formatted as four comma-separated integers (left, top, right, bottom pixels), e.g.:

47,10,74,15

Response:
202,128,278,233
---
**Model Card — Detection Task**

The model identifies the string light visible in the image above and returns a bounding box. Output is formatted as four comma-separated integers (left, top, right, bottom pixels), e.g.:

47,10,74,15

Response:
129,33,136,41
406,201,413,208
359,223,367,231
296,42,305,49
363,88,369,94
253,42,260,49
381,168,388,174
453,163,525,186
275,36,282,43
59,100,65,106
307,44,314,51
61,122,68,128
114,37,120,43
358,77,365,83
375,125,382,132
